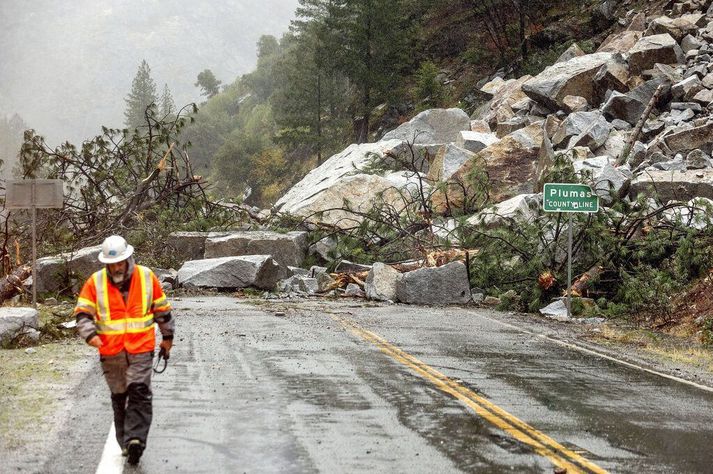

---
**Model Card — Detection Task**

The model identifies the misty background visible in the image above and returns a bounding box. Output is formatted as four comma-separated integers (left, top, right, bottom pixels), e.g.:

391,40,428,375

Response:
0,0,300,145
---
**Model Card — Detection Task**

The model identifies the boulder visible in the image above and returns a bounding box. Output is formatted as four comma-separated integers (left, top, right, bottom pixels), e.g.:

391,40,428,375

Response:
35,245,103,294
365,263,402,302
562,95,589,113
344,283,366,298
335,260,372,273
539,299,569,319
627,12,647,32
381,108,470,144
574,158,631,204
481,76,533,127
431,124,543,213
602,91,645,125
630,169,713,202
597,31,643,54
455,131,499,154
427,144,477,182
177,255,289,290
627,34,685,74
522,52,618,109
317,272,337,292
496,117,530,137
466,193,540,228
276,275,319,294
274,140,430,228
0,308,39,346
702,73,713,89
693,88,713,105
308,236,339,263
662,198,713,230
664,122,713,153
555,43,585,63
672,75,704,101
686,149,712,169
166,231,210,262
204,230,308,267
681,34,705,53
395,261,470,305
645,15,700,41
470,120,491,133
552,111,612,151
592,55,631,104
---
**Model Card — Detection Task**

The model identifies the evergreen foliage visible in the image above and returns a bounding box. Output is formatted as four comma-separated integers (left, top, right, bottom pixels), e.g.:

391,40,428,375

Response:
195,69,223,99
159,83,176,117
124,60,159,129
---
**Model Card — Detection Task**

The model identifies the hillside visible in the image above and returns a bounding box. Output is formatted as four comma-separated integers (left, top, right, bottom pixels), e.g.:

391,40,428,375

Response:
184,0,671,207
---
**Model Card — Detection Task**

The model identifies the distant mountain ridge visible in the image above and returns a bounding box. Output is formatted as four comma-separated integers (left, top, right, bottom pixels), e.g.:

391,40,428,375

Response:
0,0,298,144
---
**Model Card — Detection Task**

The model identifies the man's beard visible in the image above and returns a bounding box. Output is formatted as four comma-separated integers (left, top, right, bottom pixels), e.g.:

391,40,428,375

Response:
110,271,127,284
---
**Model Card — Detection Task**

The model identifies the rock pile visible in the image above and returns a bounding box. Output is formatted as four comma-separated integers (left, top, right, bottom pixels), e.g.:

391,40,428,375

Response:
22,2,713,309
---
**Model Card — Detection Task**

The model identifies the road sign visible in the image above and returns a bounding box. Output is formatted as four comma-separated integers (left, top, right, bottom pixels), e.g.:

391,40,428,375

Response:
4,179,64,309
543,183,599,213
542,182,599,321
6,179,64,209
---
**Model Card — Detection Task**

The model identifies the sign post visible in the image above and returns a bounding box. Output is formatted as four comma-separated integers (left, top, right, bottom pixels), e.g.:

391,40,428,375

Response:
5,179,64,308
542,183,599,318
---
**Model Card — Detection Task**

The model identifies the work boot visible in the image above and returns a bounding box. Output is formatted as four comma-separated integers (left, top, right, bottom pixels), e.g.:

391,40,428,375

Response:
126,439,144,465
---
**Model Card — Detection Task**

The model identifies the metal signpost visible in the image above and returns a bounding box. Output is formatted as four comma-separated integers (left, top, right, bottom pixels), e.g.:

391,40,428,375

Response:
543,183,599,318
5,179,64,308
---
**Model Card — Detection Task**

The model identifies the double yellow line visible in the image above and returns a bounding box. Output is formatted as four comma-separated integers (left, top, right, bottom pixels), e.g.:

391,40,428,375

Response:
335,316,608,474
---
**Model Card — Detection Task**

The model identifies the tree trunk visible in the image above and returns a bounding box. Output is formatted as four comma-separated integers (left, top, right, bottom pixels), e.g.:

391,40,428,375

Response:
0,265,31,304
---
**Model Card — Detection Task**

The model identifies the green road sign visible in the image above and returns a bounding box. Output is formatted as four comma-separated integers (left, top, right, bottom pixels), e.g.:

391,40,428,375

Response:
543,183,599,213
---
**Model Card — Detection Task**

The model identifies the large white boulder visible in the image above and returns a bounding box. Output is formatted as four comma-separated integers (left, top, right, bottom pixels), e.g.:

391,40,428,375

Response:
467,194,540,228
204,230,308,267
395,261,470,305
0,307,39,346
177,255,289,290
626,33,685,74
427,144,477,182
35,245,103,293
365,263,403,302
630,169,713,202
381,108,471,144
522,52,618,110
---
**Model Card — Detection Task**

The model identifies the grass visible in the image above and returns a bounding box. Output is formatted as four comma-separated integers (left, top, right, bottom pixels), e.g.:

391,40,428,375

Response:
0,339,91,450
590,325,713,374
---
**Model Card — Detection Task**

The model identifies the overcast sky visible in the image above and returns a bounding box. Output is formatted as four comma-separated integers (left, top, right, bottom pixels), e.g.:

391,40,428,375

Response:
0,0,299,144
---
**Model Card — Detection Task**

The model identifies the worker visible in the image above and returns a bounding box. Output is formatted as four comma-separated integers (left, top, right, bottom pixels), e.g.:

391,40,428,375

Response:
74,235,174,465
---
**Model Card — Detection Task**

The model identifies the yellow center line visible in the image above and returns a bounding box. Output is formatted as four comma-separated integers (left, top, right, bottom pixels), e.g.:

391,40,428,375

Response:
333,316,608,474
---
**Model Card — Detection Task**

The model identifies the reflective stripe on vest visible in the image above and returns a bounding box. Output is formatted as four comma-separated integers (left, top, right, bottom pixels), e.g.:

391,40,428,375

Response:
95,314,155,335
95,269,111,321
137,265,153,317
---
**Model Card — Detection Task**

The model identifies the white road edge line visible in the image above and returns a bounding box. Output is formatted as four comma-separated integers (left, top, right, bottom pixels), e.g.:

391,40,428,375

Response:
481,313,713,394
95,422,124,474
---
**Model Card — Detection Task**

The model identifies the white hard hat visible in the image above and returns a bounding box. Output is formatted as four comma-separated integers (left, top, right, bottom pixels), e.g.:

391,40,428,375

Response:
98,235,134,264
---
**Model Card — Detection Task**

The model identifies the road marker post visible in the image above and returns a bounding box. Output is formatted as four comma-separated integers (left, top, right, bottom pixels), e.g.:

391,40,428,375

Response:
542,183,599,318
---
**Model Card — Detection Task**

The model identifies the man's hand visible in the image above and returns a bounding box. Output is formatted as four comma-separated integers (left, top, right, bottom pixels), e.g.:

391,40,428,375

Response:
88,335,103,348
160,339,173,357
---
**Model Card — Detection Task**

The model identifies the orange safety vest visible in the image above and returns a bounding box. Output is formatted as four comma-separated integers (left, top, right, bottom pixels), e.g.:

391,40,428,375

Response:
74,265,171,356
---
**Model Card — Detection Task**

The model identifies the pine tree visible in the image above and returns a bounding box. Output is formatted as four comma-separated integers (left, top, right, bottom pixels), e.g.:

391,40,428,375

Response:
194,69,222,99
124,60,158,129
272,0,351,164
160,83,176,117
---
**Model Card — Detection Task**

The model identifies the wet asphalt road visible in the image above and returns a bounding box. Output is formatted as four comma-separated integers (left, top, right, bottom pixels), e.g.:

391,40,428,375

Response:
44,296,713,473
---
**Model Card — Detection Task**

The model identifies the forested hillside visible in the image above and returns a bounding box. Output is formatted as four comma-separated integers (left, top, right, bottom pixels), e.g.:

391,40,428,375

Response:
183,0,635,207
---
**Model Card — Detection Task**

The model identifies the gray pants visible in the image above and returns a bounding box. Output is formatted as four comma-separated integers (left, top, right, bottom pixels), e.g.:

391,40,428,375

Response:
101,351,153,448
